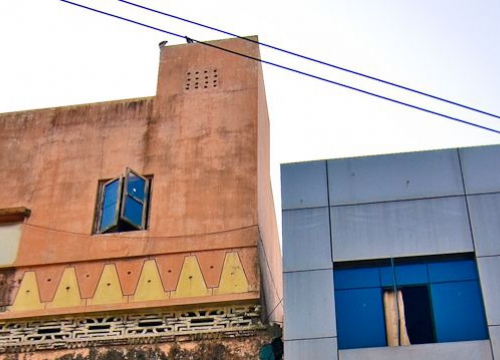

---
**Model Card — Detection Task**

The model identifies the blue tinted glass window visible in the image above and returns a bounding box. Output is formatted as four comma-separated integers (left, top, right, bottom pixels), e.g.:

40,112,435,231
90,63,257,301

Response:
122,196,144,228
100,179,120,232
431,280,488,342
335,288,386,349
379,265,394,287
100,205,117,231
127,172,146,201
428,259,477,283
334,255,487,350
395,263,428,286
334,267,380,290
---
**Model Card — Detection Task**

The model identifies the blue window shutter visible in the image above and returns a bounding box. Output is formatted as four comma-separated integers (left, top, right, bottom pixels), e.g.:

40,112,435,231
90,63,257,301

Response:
120,168,149,230
98,177,122,233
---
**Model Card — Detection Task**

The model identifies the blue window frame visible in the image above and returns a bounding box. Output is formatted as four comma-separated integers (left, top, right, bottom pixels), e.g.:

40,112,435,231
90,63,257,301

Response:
334,255,488,350
96,168,152,234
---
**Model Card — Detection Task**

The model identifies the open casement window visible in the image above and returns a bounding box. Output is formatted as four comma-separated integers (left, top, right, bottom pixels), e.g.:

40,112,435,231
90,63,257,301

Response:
98,177,123,233
121,168,149,230
96,168,151,234
383,287,434,346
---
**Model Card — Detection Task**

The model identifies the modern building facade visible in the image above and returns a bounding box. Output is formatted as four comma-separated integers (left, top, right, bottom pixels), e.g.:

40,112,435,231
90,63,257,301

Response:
281,145,500,360
0,37,282,358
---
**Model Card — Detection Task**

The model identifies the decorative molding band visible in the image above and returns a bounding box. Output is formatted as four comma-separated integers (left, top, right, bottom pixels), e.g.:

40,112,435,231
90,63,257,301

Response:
0,304,263,353
0,249,259,318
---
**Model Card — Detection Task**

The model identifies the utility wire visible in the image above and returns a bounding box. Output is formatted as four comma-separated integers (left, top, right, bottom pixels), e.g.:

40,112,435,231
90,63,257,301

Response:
119,0,500,121
265,298,283,324
60,0,500,135
25,221,258,240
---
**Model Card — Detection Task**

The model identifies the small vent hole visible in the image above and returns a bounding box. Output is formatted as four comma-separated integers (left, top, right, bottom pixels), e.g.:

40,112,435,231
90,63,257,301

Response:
185,69,219,91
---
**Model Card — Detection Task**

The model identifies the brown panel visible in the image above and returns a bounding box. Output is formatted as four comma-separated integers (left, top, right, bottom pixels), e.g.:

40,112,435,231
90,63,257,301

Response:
196,250,226,288
237,247,259,290
74,262,105,299
34,264,66,302
115,258,145,296
0,268,18,308
0,207,30,223
155,254,186,292
7,269,26,307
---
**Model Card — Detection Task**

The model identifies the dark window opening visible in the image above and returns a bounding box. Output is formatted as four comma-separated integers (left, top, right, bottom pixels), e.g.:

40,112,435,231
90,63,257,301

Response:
94,168,152,234
401,286,434,344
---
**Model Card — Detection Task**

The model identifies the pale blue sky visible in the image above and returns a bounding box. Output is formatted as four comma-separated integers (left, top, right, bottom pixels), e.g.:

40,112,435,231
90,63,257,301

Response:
1,0,499,242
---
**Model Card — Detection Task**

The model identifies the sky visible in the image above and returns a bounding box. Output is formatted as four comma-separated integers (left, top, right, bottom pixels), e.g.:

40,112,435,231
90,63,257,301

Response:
1,0,500,243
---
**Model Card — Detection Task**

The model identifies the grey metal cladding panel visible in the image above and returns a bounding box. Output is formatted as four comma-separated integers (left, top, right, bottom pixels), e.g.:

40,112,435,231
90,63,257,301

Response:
281,161,328,210
468,194,500,257
489,325,500,360
460,145,500,194
477,256,500,326
285,338,338,360
327,149,463,206
339,340,492,360
284,269,336,340
283,208,332,272
331,197,473,262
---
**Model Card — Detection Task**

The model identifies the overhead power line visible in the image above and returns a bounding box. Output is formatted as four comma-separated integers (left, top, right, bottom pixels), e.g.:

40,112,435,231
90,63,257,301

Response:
119,0,500,121
60,0,500,135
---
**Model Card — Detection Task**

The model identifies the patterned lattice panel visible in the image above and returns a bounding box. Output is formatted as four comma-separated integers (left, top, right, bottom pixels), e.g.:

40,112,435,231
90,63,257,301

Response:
0,305,262,353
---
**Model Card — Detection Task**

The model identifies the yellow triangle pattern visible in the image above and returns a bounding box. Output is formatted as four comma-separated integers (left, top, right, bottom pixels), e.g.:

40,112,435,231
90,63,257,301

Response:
131,260,168,302
10,271,45,311
214,252,249,295
7,251,253,314
47,267,85,309
86,264,125,306
171,256,211,298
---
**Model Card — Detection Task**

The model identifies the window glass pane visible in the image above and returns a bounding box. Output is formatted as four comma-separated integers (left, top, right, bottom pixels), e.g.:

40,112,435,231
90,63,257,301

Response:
395,263,428,286
127,172,146,201
379,265,394,287
335,288,386,349
431,280,488,342
102,179,120,208
100,179,120,232
122,196,144,229
100,205,118,231
428,259,477,283
334,267,380,290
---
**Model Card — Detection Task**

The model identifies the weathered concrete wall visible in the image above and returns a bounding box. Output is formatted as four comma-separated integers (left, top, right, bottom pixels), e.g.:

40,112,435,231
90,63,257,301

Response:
0,37,281,322
257,49,283,324
0,335,272,360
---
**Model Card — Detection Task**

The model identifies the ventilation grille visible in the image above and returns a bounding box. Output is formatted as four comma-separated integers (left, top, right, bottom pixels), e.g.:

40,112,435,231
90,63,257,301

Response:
185,69,218,91
0,305,263,353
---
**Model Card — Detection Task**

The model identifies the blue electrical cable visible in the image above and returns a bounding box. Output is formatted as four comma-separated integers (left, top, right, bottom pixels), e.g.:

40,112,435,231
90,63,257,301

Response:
59,0,500,135
118,0,500,121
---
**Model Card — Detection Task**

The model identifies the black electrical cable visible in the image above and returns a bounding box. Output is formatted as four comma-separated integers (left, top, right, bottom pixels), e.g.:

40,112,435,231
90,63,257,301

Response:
118,0,500,121
59,0,500,135
265,298,284,324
